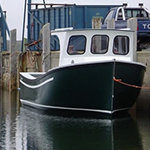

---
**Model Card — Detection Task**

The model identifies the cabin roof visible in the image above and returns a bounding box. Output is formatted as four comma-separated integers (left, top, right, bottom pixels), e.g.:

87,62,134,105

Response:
51,28,134,34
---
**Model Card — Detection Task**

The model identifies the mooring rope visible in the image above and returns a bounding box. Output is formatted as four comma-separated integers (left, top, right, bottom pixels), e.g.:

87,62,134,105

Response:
113,77,150,90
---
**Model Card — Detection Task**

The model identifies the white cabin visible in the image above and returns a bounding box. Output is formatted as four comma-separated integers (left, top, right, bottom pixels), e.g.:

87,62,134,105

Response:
51,29,135,67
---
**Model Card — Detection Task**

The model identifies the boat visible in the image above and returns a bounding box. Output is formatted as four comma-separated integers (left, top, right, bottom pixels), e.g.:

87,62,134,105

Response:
19,28,146,116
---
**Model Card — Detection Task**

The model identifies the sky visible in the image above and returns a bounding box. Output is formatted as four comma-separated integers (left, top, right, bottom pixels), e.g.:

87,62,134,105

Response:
1,0,150,40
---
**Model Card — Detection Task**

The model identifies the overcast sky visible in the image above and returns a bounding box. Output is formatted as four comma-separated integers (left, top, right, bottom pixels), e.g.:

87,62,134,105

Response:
1,0,150,40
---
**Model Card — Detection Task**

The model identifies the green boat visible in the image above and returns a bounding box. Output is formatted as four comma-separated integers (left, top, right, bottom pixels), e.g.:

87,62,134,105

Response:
20,29,146,116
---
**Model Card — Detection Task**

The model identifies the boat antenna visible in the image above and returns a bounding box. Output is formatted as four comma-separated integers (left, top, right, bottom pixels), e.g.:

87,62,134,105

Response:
43,0,46,8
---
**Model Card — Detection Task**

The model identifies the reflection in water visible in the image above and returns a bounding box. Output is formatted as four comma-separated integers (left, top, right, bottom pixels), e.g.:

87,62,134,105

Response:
20,108,143,150
0,90,144,150
0,91,19,150
0,90,20,149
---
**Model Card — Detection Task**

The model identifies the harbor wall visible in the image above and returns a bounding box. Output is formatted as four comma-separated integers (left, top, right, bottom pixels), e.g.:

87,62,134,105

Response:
136,51,150,111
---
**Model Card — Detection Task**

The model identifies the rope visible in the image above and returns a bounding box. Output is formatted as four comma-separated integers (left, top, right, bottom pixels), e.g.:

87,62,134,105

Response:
26,39,42,47
42,52,51,65
113,77,150,90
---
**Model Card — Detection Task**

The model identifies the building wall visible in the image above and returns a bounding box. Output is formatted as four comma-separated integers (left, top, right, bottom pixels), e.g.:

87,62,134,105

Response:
136,51,150,111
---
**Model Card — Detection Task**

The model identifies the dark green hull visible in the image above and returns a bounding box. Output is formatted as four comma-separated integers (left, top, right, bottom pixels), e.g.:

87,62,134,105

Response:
20,60,145,115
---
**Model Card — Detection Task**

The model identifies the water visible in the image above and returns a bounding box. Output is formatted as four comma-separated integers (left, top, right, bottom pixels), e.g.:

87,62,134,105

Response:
0,90,150,150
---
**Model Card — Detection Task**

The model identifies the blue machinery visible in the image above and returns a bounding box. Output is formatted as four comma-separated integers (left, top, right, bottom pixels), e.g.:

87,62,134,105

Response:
22,0,120,51
1,1,119,51
0,4,9,51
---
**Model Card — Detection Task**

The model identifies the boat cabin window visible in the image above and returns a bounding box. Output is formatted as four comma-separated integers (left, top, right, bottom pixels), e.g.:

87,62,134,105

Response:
113,36,129,55
91,35,109,54
67,35,86,55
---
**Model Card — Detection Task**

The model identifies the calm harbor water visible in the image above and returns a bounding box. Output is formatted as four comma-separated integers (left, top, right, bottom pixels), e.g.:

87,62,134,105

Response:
0,90,150,150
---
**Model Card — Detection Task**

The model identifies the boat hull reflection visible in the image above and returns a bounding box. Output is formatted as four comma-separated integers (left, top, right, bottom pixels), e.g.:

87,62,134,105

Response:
20,108,143,150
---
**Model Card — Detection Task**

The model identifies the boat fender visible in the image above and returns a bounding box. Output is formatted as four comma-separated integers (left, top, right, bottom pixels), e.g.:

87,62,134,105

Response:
18,88,21,91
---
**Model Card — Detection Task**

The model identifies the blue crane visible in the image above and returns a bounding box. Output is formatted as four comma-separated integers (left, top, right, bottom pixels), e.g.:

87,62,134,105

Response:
0,4,9,51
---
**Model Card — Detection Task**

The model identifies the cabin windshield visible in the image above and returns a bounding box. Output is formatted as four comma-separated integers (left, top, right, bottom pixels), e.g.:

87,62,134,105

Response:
91,35,109,54
113,36,129,55
67,35,86,55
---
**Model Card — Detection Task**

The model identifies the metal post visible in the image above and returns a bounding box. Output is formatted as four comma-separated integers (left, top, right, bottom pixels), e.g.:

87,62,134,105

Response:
92,17,101,29
0,4,10,51
107,19,115,29
43,0,46,8
9,29,17,90
92,17,102,53
127,18,137,61
0,31,2,88
28,0,32,43
42,23,50,72
21,0,27,52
